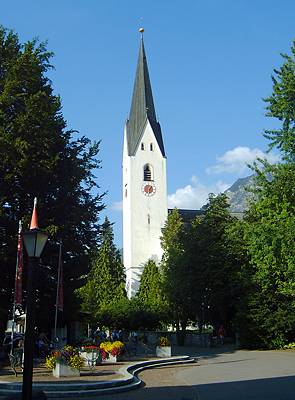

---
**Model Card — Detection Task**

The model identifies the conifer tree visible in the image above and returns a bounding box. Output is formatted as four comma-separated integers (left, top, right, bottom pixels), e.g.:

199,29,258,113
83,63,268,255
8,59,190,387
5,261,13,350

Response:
160,209,191,344
76,217,126,320
137,259,166,314
0,26,104,332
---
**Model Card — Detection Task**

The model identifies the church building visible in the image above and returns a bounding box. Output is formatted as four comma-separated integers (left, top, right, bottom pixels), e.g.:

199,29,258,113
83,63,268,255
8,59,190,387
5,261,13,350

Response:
123,33,168,298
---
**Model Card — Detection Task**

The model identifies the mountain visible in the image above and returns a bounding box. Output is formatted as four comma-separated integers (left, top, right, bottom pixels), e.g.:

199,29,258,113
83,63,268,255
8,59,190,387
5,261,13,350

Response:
225,175,256,213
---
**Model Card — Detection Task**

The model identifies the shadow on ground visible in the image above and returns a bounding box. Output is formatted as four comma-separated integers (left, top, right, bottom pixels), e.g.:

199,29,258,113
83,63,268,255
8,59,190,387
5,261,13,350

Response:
173,344,238,360
2,374,295,400
193,375,295,400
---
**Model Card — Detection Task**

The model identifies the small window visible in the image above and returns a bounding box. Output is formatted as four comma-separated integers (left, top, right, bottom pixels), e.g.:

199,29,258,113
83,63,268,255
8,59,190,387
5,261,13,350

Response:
144,164,153,181
141,143,144,150
125,189,127,197
148,214,151,224
150,143,153,151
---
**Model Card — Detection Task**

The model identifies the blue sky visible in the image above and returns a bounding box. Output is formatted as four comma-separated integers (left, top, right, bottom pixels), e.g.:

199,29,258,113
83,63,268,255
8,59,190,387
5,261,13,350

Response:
2,0,294,246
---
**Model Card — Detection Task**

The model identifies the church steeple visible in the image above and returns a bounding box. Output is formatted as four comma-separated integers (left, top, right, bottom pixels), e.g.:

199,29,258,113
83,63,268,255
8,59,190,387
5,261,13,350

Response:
123,31,168,298
126,36,165,157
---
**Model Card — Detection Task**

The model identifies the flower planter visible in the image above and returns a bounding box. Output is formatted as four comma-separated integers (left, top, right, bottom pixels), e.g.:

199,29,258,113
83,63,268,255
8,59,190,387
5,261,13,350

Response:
80,351,101,367
102,354,117,363
53,363,80,378
156,346,171,357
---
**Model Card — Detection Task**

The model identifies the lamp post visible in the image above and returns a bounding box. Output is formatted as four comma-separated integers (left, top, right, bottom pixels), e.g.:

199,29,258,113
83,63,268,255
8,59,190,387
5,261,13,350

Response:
22,227,48,400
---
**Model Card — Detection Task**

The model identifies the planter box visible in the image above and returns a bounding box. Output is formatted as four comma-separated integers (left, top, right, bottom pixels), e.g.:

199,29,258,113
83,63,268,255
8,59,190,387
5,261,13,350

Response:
156,346,171,357
102,354,117,363
53,363,80,378
80,351,101,366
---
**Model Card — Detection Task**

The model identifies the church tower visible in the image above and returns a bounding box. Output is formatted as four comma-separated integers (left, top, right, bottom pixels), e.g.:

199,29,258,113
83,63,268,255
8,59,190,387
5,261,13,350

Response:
123,33,168,298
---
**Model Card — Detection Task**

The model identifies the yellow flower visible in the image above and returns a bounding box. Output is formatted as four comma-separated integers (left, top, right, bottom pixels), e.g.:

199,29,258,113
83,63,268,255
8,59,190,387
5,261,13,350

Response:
69,354,84,370
45,355,56,370
158,336,170,346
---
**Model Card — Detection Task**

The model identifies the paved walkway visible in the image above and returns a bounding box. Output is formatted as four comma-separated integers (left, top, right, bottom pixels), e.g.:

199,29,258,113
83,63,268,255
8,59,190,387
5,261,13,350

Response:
70,346,295,400
0,362,124,383
177,347,295,400
2,347,295,399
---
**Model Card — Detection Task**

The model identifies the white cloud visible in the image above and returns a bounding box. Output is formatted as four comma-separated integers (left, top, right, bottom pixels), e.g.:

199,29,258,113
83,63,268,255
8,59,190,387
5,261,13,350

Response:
206,146,280,175
168,176,230,210
111,201,123,211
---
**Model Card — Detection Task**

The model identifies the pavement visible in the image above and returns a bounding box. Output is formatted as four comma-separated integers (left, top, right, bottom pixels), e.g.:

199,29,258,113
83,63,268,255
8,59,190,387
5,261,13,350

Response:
0,355,196,399
1,346,295,399
68,345,295,400
0,362,125,383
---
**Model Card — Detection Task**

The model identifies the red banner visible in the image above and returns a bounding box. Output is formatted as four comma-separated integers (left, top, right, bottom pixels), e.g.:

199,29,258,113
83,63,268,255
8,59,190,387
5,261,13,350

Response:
15,224,23,305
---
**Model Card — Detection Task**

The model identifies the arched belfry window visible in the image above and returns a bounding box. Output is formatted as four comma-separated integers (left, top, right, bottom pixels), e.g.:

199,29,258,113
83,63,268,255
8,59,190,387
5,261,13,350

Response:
143,164,153,181
141,143,145,150
150,143,153,151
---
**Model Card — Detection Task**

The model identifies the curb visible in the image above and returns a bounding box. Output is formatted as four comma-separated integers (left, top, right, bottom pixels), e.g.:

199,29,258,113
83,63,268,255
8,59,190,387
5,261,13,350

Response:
0,356,196,398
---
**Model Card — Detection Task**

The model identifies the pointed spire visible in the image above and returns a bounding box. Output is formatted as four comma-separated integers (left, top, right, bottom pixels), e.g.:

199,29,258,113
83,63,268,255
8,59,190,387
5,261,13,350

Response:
126,33,165,157
30,197,39,230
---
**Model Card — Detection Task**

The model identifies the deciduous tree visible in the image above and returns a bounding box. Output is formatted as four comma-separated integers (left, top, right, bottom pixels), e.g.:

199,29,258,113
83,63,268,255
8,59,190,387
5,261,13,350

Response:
238,40,295,348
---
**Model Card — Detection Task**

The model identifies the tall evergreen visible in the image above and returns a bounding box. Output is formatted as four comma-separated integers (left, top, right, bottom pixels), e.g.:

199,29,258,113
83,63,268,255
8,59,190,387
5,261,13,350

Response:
76,217,126,321
137,259,166,314
264,40,295,161
0,26,104,334
160,209,192,343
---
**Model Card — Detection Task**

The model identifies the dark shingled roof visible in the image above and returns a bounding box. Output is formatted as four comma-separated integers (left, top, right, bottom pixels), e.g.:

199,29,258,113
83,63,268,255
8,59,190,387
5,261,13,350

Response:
168,208,244,223
126,38,165,157
168,209,204,224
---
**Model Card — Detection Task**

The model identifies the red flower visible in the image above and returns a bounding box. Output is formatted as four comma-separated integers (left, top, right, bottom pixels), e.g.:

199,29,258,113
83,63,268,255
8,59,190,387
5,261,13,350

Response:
100,349,108,360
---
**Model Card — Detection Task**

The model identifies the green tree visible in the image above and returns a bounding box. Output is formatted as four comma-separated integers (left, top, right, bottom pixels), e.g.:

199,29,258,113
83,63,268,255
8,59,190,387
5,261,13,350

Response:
264,40,295,161
76,217,126,323
240,164,295,347
136,259,168,327
160,208,193,344
191,194,239,333
137,260,165,311
0,26,104,334
238,40,295,348
97,297,163,331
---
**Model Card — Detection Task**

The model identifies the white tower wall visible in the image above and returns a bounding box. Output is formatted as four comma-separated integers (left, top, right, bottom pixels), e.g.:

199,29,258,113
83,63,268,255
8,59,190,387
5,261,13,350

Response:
123,121,167,298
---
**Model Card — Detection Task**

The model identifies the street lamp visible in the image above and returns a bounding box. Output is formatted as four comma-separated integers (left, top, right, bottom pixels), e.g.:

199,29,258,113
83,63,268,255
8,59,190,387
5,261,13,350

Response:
22,227,48,400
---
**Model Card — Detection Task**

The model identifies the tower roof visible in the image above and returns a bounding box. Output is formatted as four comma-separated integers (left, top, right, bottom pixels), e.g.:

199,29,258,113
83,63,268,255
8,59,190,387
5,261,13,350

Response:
126,37,165,157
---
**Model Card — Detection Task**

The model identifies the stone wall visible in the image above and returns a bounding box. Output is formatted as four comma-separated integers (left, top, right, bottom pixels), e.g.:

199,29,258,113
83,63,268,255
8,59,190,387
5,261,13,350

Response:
145,331,211,347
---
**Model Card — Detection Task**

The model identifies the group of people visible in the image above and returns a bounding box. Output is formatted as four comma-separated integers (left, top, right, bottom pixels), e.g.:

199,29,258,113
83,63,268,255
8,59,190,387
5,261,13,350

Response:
90,328,124,344
35,332,51,358
210,324,226,346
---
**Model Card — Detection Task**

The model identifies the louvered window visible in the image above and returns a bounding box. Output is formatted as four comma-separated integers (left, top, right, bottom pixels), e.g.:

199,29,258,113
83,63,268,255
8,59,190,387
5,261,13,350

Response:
143,164,153,181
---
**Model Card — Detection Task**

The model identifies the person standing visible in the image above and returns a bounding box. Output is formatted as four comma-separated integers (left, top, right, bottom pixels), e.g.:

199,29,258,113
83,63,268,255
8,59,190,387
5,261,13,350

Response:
218,324,225,345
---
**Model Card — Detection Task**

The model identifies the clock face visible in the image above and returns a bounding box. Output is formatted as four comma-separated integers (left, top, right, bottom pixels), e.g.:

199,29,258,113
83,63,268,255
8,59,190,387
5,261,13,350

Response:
142,183,156,196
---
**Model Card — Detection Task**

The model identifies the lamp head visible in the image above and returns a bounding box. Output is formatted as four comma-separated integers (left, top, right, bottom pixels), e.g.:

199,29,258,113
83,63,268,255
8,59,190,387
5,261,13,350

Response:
23,228,48,258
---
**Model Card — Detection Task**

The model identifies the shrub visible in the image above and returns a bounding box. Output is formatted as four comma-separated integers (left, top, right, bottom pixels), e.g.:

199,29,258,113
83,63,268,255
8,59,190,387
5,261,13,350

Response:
283,342,295,350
